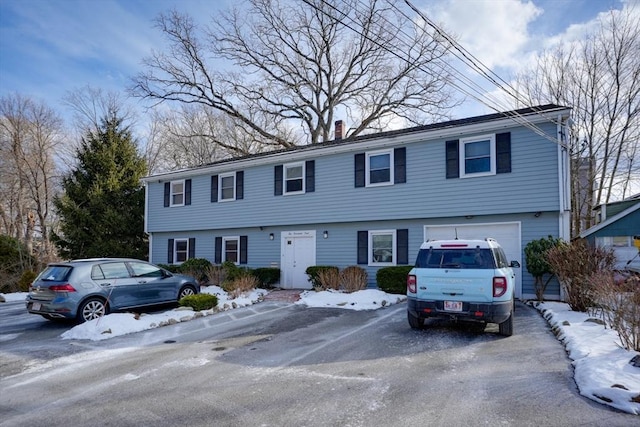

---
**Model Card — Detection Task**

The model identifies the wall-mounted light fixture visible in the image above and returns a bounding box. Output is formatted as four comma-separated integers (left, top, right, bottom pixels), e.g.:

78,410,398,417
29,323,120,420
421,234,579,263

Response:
269,233,274,240
323,230,328,239
534,211,542,217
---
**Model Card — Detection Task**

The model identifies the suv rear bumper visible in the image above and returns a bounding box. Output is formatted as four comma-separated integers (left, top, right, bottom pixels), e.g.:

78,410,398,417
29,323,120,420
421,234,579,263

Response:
407,297,512,324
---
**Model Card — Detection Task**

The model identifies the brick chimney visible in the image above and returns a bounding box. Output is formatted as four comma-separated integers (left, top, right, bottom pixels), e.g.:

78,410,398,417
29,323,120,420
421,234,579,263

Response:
334,120,343,140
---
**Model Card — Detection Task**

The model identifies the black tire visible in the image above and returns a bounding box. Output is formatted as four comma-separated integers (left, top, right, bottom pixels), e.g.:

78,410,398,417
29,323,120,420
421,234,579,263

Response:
77,298,108,323
178,285,197,300
408,311,424,330
498,302,514,337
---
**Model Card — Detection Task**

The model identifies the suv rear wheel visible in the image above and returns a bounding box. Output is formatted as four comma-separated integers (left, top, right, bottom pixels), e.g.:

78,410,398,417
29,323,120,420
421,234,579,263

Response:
408,312,424,330
498,299,514,336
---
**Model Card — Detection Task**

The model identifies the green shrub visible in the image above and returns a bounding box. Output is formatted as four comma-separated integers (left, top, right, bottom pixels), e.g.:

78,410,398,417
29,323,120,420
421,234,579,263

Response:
524,236,565,301
376,266,413,294
179,258,213,284
252,267,280,288
179,293,218,311
17,270,37,292
158,263,181,274
305,266,339,289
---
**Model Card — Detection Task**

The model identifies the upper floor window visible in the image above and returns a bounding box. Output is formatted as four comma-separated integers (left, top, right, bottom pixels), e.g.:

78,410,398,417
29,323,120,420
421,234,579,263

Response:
461,135,495,177
171,180,185,206
285,162,304,194
274,161,315,196
367,150,393,186
355,147,406,188
446,133,511,179
220,173,236,201
164,179,192,207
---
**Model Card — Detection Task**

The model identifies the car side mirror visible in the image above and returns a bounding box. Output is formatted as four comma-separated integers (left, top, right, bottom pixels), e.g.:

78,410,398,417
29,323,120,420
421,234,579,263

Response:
161,269,173,278
510,261,521,268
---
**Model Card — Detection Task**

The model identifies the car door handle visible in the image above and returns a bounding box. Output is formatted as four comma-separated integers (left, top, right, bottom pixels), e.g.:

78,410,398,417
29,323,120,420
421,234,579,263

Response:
138,280,147,284
100,283,112,287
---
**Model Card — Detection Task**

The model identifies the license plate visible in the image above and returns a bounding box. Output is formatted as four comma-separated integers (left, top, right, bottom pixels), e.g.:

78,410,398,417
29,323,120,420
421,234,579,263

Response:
444,301,462,312
32,302,41,311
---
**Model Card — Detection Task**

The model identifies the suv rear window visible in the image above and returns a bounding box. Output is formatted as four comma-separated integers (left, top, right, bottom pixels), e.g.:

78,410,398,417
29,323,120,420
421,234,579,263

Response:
415,248,496,269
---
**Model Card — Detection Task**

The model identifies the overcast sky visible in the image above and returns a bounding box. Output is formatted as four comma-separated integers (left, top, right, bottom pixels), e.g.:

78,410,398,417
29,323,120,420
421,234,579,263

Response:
0,0,637,128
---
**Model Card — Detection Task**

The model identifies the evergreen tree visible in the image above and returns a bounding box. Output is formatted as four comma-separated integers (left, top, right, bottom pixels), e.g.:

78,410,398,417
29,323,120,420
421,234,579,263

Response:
53,112,148,259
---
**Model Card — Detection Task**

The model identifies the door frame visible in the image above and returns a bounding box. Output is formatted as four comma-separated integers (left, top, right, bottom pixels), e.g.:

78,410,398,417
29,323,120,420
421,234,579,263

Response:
281,230,317,289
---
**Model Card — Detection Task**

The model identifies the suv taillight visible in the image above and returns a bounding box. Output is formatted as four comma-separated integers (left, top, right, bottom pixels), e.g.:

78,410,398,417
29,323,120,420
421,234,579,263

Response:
493,277,507,297
407,275,417,294
50,284,77,292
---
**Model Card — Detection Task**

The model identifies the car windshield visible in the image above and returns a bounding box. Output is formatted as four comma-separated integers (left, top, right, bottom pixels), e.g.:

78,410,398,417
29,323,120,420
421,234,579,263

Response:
37,265,73,281
415,248,496,269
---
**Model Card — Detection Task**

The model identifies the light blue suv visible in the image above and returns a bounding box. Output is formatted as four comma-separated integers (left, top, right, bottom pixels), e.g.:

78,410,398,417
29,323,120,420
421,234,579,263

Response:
407,238,520,336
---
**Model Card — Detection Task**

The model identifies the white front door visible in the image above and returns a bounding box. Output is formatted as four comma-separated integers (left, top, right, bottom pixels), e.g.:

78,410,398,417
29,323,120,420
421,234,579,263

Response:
424,222,522,298
281,230,316,289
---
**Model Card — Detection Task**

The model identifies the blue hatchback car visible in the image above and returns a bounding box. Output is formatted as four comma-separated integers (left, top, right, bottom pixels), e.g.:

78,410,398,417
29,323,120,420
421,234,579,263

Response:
26,258,199,323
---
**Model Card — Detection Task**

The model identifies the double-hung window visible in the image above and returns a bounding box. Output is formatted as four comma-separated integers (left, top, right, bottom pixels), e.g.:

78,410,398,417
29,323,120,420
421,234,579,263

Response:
171,180,185,206
219,173,236,201
370,230,396,265
223,236,239,263
367,150,393,186
174,238,189,263
284,162,304,195
460,135,496,178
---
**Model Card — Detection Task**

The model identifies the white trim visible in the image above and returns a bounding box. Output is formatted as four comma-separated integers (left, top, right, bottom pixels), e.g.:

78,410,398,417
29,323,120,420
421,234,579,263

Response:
142,108,571,182
170,179,185,207
459,134,496,178
365,149,394,187
219,172,236,202
173,238,189,264
369,229,397,266
222,235,240,264
283,161,305,195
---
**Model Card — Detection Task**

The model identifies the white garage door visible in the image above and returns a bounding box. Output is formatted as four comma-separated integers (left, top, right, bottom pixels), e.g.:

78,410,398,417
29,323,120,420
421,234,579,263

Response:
424,222,522,298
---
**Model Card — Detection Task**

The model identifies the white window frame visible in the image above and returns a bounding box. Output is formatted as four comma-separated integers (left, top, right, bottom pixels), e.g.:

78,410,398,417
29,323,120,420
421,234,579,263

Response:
366,149,394,187
369,229,396,266
460,134,496,178
219,172,236,202
174,238,189,264
223,236,240,264
284,162,305,195
170,179,185,207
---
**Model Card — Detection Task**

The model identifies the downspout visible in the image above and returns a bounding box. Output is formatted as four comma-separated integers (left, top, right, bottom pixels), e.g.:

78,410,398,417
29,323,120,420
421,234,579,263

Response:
144,181,152,262
557,114,571,241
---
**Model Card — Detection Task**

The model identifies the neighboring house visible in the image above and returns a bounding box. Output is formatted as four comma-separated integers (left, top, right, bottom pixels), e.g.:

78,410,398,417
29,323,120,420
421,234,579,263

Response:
142,104,572,300
580,195,640,272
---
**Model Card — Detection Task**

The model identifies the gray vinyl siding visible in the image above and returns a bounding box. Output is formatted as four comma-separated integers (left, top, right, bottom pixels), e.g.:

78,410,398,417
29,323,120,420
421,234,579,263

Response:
147,123,561,233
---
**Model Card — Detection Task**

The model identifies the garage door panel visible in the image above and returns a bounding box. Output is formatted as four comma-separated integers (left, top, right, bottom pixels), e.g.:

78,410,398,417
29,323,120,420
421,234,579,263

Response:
424,222,522,298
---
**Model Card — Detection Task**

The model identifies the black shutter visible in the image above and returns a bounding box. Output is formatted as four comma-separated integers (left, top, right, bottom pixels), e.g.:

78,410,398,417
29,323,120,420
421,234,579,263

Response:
397,229,408,265
167,239,174,263
240,236,248,264
236,171,244,199
354,153,365,187
446,140,459,179
394,147,406,184
496,132,512,174
211,175,218,202
188,238,195,259
215,237,222,264
185,179,192,205
305,161,315,193
164,183,170,207
357,231,368,264
274,165,283,196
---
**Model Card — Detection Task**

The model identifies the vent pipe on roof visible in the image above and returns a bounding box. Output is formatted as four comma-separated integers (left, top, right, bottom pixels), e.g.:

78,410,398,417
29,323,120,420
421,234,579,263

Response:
335,120,343,140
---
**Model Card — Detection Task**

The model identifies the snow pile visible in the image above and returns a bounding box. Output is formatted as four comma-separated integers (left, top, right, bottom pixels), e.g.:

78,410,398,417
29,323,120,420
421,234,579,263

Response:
296,288,406,310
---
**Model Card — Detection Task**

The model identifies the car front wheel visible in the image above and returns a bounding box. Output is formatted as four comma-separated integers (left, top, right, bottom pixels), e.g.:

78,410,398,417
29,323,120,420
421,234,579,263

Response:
77,298,108,323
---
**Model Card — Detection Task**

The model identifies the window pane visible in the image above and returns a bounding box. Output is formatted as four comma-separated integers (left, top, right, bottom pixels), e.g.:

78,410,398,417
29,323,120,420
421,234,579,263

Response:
175,240,188,263
221,175,235,200
372,234,393,263
369,153,391,184
464,141,490,174
100,262,130,279
286,166,302,179
612,236,630,247
286,178,303,192
225,239,239,263
130,262,162,278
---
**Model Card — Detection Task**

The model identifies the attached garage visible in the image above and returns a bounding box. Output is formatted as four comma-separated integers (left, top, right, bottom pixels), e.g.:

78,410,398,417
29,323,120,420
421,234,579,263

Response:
423,222,523,299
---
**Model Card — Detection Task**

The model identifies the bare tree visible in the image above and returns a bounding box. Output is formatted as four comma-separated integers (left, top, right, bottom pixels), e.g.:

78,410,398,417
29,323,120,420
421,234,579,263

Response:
515,7,640,236
131,0,459,149
0,94,64,262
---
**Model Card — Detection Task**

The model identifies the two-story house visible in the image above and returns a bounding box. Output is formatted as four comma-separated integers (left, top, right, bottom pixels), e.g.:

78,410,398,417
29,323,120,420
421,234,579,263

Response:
142,104,572,300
